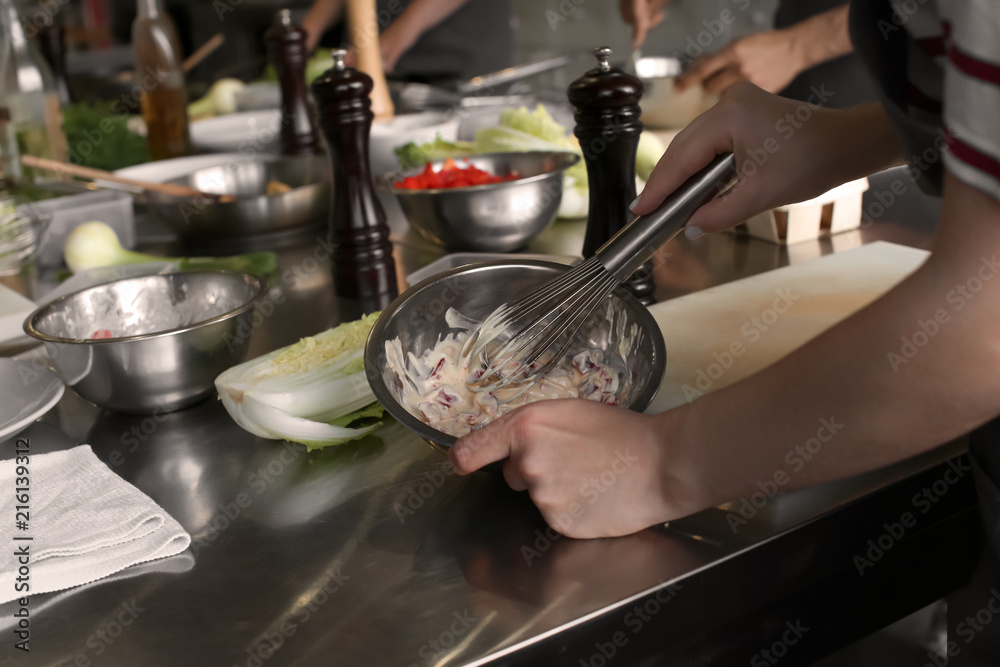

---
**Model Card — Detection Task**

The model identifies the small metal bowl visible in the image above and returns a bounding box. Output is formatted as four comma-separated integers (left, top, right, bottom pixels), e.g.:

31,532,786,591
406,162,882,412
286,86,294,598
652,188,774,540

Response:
635,56,709,129
388,152,581,252
365,260,666,452
24,271,264,414
145,154,330,239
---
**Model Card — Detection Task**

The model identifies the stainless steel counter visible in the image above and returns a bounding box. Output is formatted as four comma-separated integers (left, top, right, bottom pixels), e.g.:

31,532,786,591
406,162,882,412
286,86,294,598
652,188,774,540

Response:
0,167,980,667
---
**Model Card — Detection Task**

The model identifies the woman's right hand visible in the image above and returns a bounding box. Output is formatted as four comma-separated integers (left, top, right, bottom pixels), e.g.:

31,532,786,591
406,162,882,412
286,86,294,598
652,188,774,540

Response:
631,83,899,236
619,0,670,50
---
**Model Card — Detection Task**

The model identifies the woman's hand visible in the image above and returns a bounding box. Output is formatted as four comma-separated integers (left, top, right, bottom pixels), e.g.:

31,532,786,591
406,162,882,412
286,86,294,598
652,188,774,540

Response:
448,399,704,539
675,30,806,95
631,83,900,236
675,5,853,96
378,18,419,72
619,0,670,50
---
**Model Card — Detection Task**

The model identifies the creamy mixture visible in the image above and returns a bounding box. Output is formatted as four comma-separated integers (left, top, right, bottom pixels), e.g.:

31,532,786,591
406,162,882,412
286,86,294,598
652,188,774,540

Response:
386,308,630,438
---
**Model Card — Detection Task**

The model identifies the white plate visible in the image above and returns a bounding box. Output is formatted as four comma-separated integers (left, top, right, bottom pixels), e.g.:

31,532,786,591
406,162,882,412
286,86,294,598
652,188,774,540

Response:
189,110,460,176
0,359,65,442
112,153,247,185
190,110,283,155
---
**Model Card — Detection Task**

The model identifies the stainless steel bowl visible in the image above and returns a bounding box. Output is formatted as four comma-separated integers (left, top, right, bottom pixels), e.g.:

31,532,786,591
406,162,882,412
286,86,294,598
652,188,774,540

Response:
635,56,710,130
24,271,264,414
145,154,330,239
365,260,666,452
389,152,581,252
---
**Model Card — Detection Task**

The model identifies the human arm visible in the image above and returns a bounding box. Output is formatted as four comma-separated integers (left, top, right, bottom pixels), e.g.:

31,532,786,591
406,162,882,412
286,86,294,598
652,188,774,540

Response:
450,171,1000,538
378,0,470,72
302,0,345,52
448,80,1000,538
675,4,853,95
619,0,670,50
633,82,901,236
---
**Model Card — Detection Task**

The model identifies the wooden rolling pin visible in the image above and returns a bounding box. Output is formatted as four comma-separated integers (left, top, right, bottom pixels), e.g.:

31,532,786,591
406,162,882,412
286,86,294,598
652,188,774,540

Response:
21,155,219,199
345,0,395,122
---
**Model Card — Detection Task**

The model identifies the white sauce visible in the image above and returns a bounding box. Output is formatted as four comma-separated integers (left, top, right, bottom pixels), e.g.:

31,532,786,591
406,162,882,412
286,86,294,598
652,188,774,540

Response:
386,308,630,438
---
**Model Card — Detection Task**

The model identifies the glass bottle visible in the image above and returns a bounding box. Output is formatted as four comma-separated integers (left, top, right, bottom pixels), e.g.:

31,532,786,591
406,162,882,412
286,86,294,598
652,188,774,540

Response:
0,0,69,184
132,0,190,161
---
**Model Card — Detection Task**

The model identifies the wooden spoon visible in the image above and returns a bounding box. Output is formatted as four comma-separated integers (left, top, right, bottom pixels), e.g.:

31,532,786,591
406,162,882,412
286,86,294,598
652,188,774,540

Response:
182,33,225,73
21,155,223,200
345,0,395,122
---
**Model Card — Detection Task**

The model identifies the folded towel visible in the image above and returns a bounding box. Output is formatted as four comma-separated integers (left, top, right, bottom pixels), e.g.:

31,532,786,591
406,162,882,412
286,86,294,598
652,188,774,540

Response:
0,445,191,604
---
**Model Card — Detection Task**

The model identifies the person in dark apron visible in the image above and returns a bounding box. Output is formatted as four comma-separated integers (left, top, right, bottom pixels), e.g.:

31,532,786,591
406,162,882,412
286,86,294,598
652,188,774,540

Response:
623,1,879,108
451,2,1000,664
301,0,513,82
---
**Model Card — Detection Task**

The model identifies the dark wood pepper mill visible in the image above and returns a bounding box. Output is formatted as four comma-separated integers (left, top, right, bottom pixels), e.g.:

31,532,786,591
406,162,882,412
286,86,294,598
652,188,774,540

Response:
266,9,322,156
311,48,398,311
567,46,655,304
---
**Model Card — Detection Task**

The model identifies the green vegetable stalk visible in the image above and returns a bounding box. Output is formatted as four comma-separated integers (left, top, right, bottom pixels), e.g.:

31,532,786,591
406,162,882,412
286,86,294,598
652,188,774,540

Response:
215,312,386,450
64,221,278,282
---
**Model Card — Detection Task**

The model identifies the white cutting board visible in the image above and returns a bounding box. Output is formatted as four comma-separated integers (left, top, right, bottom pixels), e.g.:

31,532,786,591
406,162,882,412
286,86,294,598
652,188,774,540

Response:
645,241,930,414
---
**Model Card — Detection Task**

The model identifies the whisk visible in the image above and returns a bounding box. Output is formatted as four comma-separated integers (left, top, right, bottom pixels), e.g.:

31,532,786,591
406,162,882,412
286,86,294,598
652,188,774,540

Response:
462,153,736,394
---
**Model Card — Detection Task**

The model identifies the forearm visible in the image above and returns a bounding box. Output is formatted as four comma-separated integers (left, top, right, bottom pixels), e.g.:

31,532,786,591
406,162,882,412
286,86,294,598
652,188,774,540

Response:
393,0,469,39
663,173,1000,515
816,102,904,189
786,4,853,70
303,0,344,49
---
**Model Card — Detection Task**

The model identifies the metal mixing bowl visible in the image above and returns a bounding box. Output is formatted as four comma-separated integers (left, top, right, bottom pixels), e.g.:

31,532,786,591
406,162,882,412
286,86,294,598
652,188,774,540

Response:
365,260,666,452
145,154,330,239
635,56,710,129
24,271,264,414
388,152,580,252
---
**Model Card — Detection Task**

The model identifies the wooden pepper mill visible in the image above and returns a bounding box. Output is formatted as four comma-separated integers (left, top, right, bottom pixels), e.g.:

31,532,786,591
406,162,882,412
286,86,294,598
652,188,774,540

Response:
567,46,655,304
311,49,398,310
266,9,322,156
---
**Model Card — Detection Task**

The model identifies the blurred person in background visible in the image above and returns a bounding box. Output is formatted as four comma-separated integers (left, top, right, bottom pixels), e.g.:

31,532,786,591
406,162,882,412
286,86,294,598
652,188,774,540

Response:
301,0,513,81
621,0,879,108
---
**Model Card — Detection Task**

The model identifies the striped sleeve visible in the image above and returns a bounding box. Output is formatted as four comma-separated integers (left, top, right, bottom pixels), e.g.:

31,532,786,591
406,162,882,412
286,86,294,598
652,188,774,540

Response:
938,0,1000,201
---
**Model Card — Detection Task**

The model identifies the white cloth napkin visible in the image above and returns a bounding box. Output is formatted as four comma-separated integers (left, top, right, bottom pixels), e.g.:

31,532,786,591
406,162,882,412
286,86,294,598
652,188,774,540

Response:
0,445,191,604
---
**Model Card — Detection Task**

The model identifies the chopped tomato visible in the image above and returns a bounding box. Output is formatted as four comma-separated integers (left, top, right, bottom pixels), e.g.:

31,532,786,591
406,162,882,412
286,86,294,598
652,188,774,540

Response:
91,329,114,339
394,161,522,190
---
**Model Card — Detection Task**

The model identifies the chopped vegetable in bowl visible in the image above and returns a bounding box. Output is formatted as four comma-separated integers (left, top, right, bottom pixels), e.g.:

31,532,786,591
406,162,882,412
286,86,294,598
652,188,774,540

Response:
393,158,521,190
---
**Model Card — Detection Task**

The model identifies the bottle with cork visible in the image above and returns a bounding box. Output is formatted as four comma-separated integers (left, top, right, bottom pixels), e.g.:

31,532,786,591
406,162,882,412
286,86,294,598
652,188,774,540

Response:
132,0,191,161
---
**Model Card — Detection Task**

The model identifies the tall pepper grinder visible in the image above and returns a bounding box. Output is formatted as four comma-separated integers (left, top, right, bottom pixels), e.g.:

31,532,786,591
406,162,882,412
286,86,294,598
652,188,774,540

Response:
568,46,654,304
266,9,322,156
311,49,398,311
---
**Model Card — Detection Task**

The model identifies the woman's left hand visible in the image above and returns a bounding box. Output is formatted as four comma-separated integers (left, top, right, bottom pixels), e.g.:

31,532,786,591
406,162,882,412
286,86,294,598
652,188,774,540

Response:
448,399,702,538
